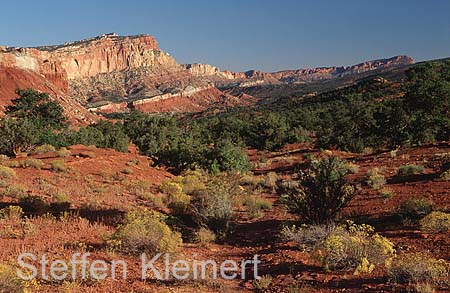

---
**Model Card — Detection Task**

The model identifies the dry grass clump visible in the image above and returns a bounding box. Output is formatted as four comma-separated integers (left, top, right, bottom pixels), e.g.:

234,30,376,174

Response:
243,195,273,219
194,227,216,246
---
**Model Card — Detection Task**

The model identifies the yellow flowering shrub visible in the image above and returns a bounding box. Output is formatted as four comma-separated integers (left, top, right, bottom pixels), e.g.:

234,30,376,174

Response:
419,211,450,233
111,209,182,255
0,263,39,293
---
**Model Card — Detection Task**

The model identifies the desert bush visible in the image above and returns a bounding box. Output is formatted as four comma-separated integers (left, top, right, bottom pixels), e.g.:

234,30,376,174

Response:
22,158,44,169
80,151,96,158
398,198,433,220
50,193,71,214
0,206,23,221
50,160,68,172
278,156,355,224
56,147,71,157
281,223,336,250
191,175,239,238
345,162,360,174
243,195,273,219
0,262,39,293
160,181,191,214
18,196,50,215
126,159,140,166
441,159,450,173
282,222,395,274
388,253,448,285
2,185,27,199
413,282,435,293
194,227,216,246
240,173,264,188
32,144,56,155
253,275,273,292
397,164,425,176
365,168,386,190
419,211,450,233
379,188,395,200
322,223,395,274
440,170,450,181
3,160,20,168
122,168,133,175
111,209,182,255
143,194,167,209
0,154,9,164
0,166,16,179
263,172,279,191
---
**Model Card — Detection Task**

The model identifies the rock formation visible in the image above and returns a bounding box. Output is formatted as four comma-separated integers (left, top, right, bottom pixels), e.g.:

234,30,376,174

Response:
0,32,414,118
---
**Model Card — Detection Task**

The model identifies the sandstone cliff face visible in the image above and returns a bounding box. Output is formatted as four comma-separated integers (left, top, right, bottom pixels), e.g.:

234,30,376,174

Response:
0,33,180,82
185,55,414,86
43,34,179,79
0,33,197,112
0,33,415,118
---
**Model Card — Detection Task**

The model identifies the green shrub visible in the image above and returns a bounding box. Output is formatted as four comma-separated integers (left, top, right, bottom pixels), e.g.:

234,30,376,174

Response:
50,160,68,172
0,166,16,179
32,144,56,155
419,211,450,233
111,210,182,255
397,164,425,176
23,158,44,169
388,253,448,285
278,157,355,224
56,147,71,157
398,198,433,220
365,168,386,190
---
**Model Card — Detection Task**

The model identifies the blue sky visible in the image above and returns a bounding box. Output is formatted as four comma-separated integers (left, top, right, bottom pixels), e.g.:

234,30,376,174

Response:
0,0,449,71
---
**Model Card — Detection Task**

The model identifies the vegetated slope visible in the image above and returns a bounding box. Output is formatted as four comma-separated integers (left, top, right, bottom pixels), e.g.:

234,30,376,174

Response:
0,144,172,210
0,66,97,124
